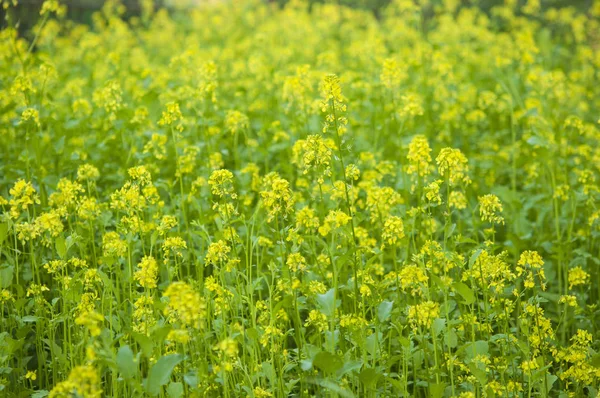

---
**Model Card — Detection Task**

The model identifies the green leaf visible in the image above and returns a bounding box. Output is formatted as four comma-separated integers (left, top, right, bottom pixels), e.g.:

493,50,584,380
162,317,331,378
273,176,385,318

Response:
377,300,393,323
145,354,183,396
246,327,259,341
55,236,67,259
0,222,8,245
453,282,475,305
445,328,458,348
365,333,379,356
468,363,487,386
590,353,600,368
432,318,446,337
316,289,336,317
166,382,184,398
468,249,482,269
117,345,136,380
430,382,447,398
358,368,380,388
300,359,313,371
0,265,13,288
65,234,79,252
444,223,456,239
306,378,355,398
339,360,363,376
313,351,343,374
183,372,198,387
464,341,489,361
132,331,154,358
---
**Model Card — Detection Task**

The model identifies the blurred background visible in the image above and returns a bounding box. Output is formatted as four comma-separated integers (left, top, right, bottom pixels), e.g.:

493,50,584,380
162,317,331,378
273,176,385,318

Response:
1,0,595,34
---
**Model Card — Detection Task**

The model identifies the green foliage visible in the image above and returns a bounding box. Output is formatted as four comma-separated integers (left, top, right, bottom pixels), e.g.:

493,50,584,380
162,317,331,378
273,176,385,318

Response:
0,0,599,397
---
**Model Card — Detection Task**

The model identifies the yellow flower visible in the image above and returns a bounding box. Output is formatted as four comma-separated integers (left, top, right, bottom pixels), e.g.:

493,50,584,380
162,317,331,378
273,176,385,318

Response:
162,236,187,262
559,295,577,307
143,133,168,160
167,328,191,344
286,252,307,273
478,194,504,225
20,108,40,126
398,264,428,292
318,210,351,236
75,310,104,337
49,365,102,398
76,164,100,182
93,80,122,117
436,148,470,185
9,179,40,219
568,266,589,289
449,191,467,209
134,256,158,289
205,240,231,265
320,74,348,136
163,281,206,329
128,165,152,186
521,359,538,373
102,231,127,258
208,169,236,198
158,102,183,129
292,134,333,180
381,216,405,248
424,180,443,205
216,337,239,358
304,310,328,332
224,110,249,134
260,172,295,222
339,314,368,331
0,289,15,304
252,386,274,398
408,301,440,329
380,58,405,90
406,135,432,178
133,295,156,334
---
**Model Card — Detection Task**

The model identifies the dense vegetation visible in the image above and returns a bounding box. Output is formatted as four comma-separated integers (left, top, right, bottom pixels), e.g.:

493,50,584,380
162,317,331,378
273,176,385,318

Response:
1,0,600,396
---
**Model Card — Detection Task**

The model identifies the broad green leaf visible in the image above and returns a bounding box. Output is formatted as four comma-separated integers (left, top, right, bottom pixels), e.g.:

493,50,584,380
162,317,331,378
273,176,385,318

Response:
313,351,343,374
166,382,184,398
430,382,447,398
445,329,458,348
359,368,380,388
306,378,355,398
183,371,198,387
0,222,8,244
464,341,489,361
132,332,154,358
468,363,487,386
432,318,446,337
316,289,336,317
117,345,136,380
0,265,13,288
377,300,393,323
300,359,313,371
246,327,259,341
145,354,183,396
339,360,363,376
55,236,67,259
365,333,380,357
468,249,482,269
453,282,475,305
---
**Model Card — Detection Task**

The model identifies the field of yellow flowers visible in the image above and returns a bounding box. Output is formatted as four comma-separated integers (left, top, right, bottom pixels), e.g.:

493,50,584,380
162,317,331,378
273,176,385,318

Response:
1,0,600,396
